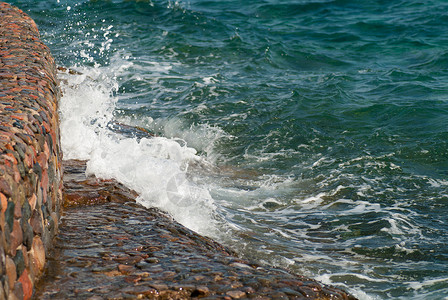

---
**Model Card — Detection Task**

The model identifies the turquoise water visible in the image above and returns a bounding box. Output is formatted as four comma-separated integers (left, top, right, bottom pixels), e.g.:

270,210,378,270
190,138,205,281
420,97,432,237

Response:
11,0,448,298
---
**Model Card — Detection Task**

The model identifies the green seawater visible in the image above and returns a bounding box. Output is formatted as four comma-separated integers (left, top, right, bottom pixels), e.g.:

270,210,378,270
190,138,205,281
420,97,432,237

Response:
10,0,448,298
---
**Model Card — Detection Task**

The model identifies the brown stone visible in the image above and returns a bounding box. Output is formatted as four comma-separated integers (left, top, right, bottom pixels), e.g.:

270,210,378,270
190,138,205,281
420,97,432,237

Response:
29,210,42,235
226,290,246,299
117,264,133,275
5,256,16,291
40,169,48,192
18,269,32,300
193,286,210,297
13,202,21,219
21,246,28,269
0,193,7,213
27,252,37,283
120,286,157,296
149,283,168,291
124,275,141,284
27,194,36,211
29,236,45,272
9,220,22,256
0,178,12,198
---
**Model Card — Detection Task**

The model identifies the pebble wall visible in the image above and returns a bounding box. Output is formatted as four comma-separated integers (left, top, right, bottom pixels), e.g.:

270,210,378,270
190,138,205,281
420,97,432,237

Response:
0,2,62,299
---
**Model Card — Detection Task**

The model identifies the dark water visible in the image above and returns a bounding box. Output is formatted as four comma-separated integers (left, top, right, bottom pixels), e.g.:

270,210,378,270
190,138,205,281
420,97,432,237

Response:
10,0,448,298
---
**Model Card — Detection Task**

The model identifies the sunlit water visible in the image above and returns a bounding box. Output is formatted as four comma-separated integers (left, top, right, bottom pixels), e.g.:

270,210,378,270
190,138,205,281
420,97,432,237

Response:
10,0,448,298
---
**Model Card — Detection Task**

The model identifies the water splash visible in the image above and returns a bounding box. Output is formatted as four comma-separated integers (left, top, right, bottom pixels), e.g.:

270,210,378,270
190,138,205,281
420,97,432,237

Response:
58,58,220,236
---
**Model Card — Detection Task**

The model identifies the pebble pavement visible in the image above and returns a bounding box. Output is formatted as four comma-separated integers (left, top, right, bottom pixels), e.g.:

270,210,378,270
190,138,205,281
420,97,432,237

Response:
34,160,357,300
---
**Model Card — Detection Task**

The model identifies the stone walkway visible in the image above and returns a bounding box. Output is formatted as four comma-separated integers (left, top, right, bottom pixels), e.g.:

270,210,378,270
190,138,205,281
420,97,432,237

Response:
34,160,356,299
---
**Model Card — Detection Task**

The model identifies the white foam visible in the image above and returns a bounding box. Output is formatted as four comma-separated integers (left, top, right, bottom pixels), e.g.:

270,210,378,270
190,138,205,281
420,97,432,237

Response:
314,274,381,300
427,178,448,188
58,58,220,236
150,117,229,163
408,276,448,290
295,192,326,209
380,212,422,239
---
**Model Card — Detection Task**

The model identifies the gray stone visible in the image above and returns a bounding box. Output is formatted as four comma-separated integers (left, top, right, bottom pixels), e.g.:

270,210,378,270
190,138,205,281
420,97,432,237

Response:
5,202,14,230
13,250,24,278
21,221,32,250
21,201,31,222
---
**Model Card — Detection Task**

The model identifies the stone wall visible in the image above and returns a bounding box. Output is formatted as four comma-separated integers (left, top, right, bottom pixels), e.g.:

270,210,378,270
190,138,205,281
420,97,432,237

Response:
0,2,62,299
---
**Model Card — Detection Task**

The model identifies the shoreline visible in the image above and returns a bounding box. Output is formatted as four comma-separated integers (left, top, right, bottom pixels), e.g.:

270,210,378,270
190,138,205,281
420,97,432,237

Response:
0,2,356,299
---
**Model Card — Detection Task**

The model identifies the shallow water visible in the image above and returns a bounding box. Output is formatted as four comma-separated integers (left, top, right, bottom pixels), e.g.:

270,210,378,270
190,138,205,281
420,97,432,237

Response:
9,0,448,298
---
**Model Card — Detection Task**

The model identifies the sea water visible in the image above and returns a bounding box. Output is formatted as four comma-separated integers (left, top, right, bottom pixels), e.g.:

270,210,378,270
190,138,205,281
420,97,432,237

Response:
9,0,448,298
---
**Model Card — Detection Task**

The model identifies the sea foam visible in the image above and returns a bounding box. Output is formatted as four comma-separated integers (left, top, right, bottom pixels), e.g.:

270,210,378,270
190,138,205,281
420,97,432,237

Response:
58,58,220,236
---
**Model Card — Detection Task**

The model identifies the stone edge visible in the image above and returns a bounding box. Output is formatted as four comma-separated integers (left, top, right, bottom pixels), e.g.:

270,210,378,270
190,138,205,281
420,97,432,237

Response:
0,2,62,299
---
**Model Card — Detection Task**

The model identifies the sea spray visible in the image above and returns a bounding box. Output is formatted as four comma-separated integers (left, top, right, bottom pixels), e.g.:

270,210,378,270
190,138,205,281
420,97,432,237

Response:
58,62,221,236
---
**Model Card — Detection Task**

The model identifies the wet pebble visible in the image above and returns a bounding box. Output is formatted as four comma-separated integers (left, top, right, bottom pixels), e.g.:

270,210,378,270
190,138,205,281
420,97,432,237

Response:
226,290,246,299
117,264,134,275
144,257,159,264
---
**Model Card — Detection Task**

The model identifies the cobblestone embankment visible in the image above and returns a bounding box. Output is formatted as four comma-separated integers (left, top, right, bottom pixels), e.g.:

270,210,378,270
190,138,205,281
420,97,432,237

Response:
0,2,62,300
1,2,356,299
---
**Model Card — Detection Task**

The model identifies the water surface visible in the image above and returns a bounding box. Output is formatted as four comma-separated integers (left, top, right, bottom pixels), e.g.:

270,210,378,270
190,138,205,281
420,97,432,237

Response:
10,0,448,298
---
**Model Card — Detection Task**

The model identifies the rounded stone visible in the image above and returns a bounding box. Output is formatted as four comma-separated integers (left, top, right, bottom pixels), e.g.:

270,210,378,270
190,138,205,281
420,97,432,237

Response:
192,286,209,297
0,192,7,213
5,201,15,230
29,209,42,235
9,220,23,256
226,290,246,299
5,256,16,291
13,250,25,278
21,200,31,221
13,281,23,300
18,269,32,300
13,201,21,219
21,221,33,249
29,236,45,272
118,264,133,275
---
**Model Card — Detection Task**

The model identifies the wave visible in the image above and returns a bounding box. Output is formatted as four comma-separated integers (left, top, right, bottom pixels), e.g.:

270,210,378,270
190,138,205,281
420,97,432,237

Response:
58,57,223,237
43,1,448,298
